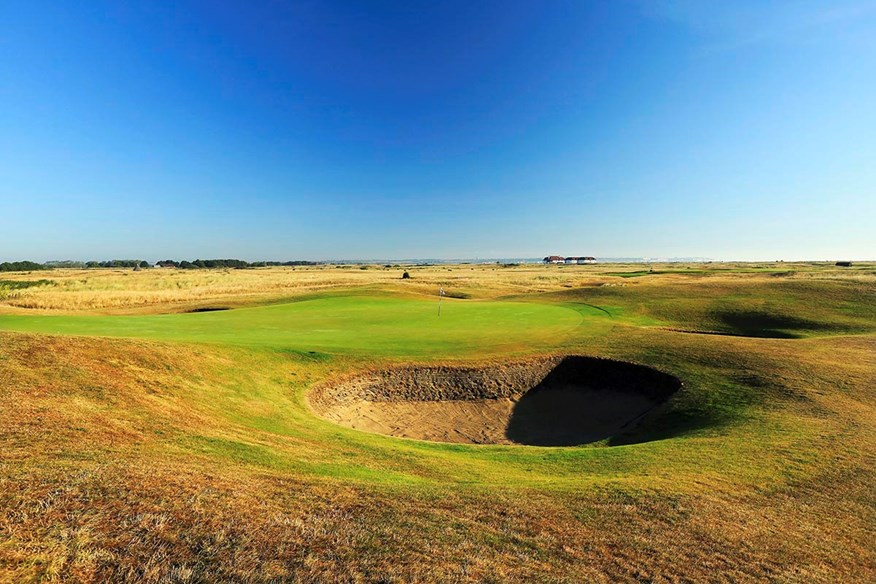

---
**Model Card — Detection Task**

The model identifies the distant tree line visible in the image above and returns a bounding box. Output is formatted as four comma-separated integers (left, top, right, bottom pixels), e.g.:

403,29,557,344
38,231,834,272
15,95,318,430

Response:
85,260,150,268
155,259,319,269
43,260,86,268
0,261,46,272
0,259,320,272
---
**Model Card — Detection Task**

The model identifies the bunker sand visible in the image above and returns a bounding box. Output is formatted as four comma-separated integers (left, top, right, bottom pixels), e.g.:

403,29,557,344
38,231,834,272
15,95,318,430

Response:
311,356,681,445
320,390,660,445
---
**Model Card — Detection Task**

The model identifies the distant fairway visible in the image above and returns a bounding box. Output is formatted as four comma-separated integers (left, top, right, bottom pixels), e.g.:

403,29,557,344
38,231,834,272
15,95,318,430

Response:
0,295,592,356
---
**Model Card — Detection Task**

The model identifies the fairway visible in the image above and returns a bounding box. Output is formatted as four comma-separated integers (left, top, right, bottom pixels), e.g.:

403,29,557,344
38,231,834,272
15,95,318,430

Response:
0,295,590,356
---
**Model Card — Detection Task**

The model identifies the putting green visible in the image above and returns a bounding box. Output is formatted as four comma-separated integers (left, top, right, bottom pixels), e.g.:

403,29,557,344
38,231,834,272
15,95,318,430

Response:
0,295,594,356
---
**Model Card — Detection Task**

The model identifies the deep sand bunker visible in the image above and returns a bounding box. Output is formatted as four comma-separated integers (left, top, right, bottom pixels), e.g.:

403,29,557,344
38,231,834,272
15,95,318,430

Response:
310,356,682,445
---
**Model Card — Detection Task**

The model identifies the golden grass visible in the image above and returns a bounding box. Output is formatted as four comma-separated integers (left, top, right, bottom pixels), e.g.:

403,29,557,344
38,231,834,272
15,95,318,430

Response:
2,262,872,312
1,264,874,582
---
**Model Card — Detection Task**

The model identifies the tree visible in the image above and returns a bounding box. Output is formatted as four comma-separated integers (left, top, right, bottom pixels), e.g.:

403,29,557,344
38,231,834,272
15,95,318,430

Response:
0,261,45,272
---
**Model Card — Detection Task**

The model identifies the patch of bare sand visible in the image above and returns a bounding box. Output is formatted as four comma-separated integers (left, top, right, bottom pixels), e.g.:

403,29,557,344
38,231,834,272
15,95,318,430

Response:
325,389,658,445
310,356,680,446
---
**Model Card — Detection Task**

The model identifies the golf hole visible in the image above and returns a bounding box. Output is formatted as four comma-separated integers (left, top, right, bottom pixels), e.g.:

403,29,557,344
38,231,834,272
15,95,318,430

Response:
310,356,682,446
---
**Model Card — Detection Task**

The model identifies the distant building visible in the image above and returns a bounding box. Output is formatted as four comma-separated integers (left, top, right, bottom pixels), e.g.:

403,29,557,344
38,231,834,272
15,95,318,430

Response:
543,255,597,264
558,256,597,264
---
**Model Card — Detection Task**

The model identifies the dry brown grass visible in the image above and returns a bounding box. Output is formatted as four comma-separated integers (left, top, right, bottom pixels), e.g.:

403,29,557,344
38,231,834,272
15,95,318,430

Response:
1,264,874,582
1,327,872,583
4,262,871,313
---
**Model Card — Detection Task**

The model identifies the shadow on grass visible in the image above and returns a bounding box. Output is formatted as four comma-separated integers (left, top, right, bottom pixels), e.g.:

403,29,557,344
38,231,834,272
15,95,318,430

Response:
714,310,834,339
607,407,727,446
609,368,798,446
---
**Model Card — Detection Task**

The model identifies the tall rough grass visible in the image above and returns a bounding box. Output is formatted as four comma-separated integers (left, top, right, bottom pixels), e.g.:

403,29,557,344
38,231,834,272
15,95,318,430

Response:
3,263,872,311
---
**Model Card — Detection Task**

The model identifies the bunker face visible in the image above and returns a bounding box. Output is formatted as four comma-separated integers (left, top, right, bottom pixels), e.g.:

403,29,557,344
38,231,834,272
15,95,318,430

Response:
310,356,682,446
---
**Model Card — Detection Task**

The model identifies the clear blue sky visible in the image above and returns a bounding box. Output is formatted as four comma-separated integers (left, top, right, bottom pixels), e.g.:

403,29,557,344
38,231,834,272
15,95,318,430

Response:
2,1,874,261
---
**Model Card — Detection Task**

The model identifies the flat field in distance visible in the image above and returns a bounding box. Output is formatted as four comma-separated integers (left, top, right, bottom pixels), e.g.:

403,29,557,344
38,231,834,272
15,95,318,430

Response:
1,262,874,582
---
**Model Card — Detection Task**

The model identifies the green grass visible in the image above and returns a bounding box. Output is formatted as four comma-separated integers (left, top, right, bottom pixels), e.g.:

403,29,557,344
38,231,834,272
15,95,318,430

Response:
0,288,838,488
0,279,54,290
0,294,595,356
546,278,876,338
0,279,54,300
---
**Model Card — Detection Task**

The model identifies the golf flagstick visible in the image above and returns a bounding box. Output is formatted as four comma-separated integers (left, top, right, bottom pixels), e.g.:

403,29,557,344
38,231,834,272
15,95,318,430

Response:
438,286,445,316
